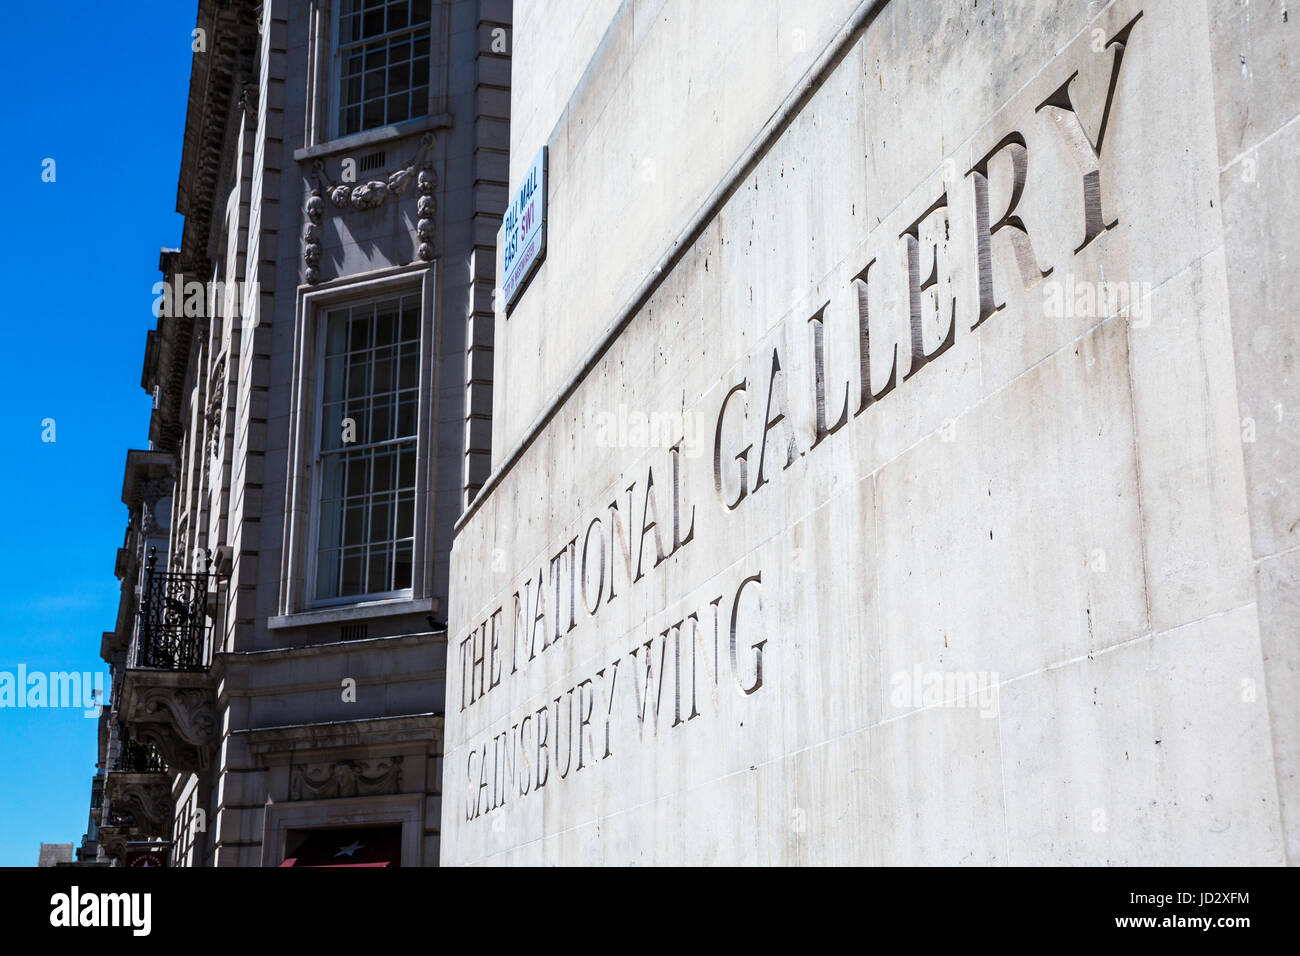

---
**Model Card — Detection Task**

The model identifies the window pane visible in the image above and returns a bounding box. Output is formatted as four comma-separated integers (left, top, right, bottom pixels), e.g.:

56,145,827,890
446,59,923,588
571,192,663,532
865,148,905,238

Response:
341,549,365,596
388,1,409,31
321,400,345,449
375,307,395,347
372,400,393,442
326,310,349,353
368,546,391,593
348,311,371,351
339,0,432,134
319,502,342,552
315,293,420,601
320,456,345,502
315,550,340,601
344,502,367,547
323,355,346,401
399,445,415,486
400,300,419,340
373,450,395,489
397,394,416,435
388,94,409,125
346,456,369,496
344,75,362,107
370,497,393,544
373,352,394,395
394,542,413,590
396,493,414,538
347,351,370,399
390,39,411,71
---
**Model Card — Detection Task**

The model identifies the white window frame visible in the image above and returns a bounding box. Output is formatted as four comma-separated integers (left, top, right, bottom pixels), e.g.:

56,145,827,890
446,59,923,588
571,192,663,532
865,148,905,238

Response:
324,0,438,143
282,264,437,616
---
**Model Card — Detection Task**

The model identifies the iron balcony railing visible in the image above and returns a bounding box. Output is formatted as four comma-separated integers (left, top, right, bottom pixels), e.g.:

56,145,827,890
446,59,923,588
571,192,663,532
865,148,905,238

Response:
135,548,213,671
113,722,165,774
104,807,135,828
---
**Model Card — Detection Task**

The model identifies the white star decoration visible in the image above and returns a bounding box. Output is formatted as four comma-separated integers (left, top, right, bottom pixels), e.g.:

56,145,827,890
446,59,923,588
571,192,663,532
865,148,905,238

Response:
334,841,364,857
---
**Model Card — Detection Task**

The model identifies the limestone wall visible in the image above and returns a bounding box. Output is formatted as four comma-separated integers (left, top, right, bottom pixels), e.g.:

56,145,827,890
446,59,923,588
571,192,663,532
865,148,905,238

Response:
446,0,1298,865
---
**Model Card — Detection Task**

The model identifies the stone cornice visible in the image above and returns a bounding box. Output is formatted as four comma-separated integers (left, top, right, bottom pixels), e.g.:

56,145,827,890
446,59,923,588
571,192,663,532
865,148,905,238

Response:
220,630,446,664
235,713,444,757
175,0,258,276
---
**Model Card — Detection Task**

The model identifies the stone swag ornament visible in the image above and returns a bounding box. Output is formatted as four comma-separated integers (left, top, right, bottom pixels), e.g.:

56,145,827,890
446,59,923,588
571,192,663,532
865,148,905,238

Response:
303,131,438,283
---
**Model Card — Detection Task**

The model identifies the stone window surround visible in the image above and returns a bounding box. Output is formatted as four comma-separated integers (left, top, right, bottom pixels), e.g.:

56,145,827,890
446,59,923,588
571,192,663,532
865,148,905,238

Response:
261,792,424,867
279,261,439,623
303,0,450,150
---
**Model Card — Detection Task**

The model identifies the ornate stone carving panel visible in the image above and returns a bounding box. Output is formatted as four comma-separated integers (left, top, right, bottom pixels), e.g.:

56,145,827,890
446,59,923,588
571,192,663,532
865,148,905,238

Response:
289,756,403,801
303,132,438,283
120,671,218,772
105,773,173,840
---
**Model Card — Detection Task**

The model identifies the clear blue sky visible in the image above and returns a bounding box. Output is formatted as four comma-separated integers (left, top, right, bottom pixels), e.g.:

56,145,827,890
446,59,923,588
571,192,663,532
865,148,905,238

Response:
0,2,196,866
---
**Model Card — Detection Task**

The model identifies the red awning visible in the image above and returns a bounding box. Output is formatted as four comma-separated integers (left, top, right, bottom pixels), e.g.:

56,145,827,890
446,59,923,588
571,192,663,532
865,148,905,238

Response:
278,826,401,867
279,859,390,867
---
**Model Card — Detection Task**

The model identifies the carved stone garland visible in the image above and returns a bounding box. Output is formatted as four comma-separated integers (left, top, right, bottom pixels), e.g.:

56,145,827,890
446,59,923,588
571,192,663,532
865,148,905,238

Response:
289,756,403,801
205,356,226,461
304,131,438,284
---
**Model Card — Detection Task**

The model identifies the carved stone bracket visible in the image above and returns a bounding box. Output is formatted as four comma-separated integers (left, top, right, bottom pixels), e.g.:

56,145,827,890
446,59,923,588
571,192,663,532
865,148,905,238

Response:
133,723,208,774
138,476,175,537
289,756,403,801
303,131,438,283
104,773,173,840
144,687,217,746
120,671,218,772
98,824,133,865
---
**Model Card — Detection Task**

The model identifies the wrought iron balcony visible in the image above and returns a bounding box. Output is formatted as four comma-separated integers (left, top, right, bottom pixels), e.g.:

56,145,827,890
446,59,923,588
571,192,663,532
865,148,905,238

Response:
104,806,136,828
113,722,166,774
135,548,213,671
103,727,173,842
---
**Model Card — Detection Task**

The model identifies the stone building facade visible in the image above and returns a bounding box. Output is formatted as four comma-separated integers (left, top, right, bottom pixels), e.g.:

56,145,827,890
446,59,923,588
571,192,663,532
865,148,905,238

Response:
444,0,1298,864
88,0,511,866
